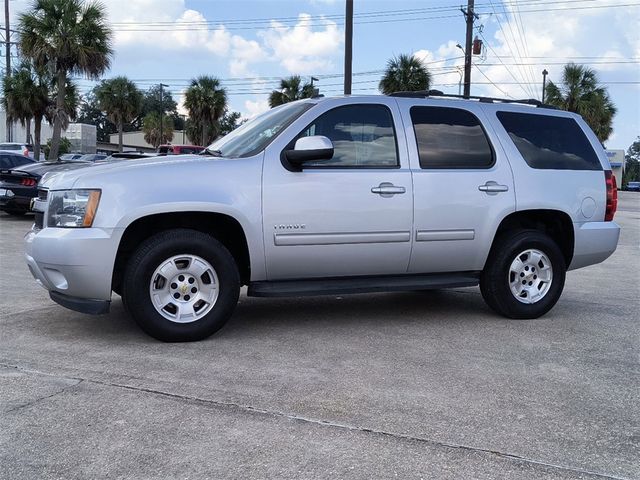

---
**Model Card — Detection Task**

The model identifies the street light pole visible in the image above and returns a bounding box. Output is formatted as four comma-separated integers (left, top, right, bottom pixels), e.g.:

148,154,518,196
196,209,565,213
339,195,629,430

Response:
4,0,12,142
541,69,548,103
344,0,353,95
159,83,168,147
462,0,475,97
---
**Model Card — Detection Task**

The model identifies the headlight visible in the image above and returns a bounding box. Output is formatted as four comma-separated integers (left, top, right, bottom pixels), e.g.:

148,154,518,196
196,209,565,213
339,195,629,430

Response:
47,189,101,228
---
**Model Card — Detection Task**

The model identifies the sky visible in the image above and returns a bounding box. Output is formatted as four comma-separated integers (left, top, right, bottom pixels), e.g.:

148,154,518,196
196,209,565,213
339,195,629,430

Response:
5,0,640,150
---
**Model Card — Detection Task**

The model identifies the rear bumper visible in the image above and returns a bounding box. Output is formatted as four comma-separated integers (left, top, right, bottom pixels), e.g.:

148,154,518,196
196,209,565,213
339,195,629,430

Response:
0,192,32,211
569,221,620,270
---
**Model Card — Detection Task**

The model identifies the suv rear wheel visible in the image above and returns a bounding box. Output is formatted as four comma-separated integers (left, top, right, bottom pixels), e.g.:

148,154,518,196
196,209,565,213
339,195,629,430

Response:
122,229,240,341
480,230,566,319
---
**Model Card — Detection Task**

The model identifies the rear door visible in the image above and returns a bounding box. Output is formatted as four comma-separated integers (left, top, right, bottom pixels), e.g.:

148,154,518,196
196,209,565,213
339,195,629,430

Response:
398,100,516,273
262,99,414,280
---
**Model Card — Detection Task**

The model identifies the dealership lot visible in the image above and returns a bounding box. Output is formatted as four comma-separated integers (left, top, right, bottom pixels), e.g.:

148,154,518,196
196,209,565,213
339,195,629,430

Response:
0,193,638,479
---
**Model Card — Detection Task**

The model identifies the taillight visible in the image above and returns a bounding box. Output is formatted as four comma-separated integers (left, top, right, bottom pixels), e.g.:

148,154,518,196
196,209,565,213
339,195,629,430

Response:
604,170,617,221
20,178,37,187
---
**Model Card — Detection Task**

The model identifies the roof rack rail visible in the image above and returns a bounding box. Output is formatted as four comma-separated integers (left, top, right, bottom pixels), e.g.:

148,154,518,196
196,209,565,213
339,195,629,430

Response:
388,89,557,109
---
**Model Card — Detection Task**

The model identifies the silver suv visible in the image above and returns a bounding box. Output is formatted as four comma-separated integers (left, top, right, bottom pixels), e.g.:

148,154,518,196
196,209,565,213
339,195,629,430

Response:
25,92,620,341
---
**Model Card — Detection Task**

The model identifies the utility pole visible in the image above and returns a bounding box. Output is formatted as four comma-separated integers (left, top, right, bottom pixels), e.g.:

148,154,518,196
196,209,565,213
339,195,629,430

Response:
159,83,168,147
541,69,548,103
4,0,12,142
343,0,353,95
461,0,475,97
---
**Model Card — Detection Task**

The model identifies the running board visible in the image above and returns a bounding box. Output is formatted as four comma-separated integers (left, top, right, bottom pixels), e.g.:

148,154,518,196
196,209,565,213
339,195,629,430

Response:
247,272,480,297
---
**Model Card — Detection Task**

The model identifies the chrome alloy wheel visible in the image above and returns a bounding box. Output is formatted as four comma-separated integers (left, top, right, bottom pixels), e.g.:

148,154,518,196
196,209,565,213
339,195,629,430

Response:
149,254,219,323
508,249,553,304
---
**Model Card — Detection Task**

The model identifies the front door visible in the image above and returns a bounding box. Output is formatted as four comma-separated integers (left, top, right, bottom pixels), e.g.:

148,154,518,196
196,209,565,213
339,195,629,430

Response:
262,99,413,280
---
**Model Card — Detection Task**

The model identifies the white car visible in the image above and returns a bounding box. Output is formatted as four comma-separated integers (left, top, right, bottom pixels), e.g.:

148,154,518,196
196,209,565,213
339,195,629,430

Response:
0,142,45,161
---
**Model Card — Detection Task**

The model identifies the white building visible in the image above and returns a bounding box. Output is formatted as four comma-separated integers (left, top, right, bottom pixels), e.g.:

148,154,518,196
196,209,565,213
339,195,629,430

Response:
0,110,97,154
605,150,625,183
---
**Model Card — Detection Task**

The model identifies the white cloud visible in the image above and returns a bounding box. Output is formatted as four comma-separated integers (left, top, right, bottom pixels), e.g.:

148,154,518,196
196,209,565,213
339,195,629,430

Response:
259,14,342,74
243,99,270,119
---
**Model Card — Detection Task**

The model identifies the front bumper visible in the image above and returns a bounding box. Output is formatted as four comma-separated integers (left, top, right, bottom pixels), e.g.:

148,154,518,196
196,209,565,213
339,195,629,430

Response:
24,226,122,314
568,221,620,270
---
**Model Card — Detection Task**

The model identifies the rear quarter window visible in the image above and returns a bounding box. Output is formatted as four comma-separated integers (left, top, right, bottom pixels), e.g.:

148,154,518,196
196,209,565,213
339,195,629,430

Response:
496,111,601,170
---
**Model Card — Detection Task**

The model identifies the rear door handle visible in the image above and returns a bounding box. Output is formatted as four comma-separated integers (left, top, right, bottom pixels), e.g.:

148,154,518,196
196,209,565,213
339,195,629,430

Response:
478,181,509,195
371,182,406,197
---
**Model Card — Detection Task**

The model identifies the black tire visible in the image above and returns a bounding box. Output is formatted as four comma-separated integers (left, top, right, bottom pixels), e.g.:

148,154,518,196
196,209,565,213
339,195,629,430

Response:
480,230,566,319
122,229,240,342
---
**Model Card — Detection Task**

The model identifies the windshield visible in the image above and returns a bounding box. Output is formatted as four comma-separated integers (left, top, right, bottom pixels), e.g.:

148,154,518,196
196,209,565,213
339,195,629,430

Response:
206,101,314,158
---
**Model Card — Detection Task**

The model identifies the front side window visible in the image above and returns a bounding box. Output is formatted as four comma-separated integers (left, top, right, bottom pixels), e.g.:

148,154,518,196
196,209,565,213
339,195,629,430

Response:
496,111,601,170
410,106,493,169
296,104,399,168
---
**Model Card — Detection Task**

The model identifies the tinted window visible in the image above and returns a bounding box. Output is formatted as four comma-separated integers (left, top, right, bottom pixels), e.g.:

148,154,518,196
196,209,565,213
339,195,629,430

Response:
10,155,33,168
297,104,398,167
0,155,11,169
497,111,601,170
410,107,493,169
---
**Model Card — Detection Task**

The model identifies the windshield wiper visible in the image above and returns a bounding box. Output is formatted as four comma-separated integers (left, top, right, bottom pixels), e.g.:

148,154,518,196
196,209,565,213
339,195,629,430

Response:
201,148,222,157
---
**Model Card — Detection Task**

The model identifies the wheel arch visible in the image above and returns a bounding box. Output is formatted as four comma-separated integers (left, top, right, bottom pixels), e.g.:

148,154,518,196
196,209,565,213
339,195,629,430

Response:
112,211,252,294
486,209,575,268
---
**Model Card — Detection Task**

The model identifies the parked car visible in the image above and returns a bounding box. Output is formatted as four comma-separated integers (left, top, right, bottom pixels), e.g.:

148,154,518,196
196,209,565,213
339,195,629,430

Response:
0,158,91,215
76,153,108,162
0,142,46,161
626,181,640,191
157,144,204,155
25,92,620,341
59,153,84,161
0,152,35,170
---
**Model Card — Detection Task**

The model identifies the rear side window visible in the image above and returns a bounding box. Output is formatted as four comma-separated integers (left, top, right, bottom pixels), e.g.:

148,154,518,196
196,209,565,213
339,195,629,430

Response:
496,111,601,170
410,106,493,169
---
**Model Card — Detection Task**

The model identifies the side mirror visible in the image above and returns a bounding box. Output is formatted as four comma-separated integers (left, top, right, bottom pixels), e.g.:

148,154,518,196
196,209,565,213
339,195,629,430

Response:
284,135,334,167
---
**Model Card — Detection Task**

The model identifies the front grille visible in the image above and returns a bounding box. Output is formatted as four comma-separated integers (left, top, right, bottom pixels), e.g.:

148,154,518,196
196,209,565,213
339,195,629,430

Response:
38,189,48,201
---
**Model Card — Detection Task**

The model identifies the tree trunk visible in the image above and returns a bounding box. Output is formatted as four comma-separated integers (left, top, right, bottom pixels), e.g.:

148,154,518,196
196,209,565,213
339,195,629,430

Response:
25,118,31,144
202,122,206,147
48,71,67,161
34,116,42,161
118,120,123,152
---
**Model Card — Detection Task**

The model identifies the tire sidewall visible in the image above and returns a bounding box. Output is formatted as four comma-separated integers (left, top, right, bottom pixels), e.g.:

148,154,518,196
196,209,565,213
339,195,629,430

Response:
123,230,240,341
482,231,566,319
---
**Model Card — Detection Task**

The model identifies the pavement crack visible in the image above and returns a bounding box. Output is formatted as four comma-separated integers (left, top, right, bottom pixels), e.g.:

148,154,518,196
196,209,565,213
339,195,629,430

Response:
3,377,83,414
0,361,631,480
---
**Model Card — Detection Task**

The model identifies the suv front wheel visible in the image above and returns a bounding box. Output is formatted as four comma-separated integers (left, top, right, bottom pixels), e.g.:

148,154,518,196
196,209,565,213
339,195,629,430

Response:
122,229,240,341
480,230,566,319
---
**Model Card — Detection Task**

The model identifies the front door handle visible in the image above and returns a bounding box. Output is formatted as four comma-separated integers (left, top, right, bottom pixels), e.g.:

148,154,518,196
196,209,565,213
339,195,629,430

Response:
371,182,406,197
478,181,509,195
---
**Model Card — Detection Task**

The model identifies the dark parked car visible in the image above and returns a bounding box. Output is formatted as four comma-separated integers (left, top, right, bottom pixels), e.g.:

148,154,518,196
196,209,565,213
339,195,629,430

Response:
0,159,91,215
0,152,35,170
626,181,640,191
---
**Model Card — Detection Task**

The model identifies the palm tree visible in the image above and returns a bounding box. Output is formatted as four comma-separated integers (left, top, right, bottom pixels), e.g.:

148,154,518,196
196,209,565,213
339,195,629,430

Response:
545,63,617,143
19,0,113,160
2,62,50,159
95,77,142,152
2,63,37,143
268,76,314,108
183,76,227,146
379,54,432,95
143,112,174,148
